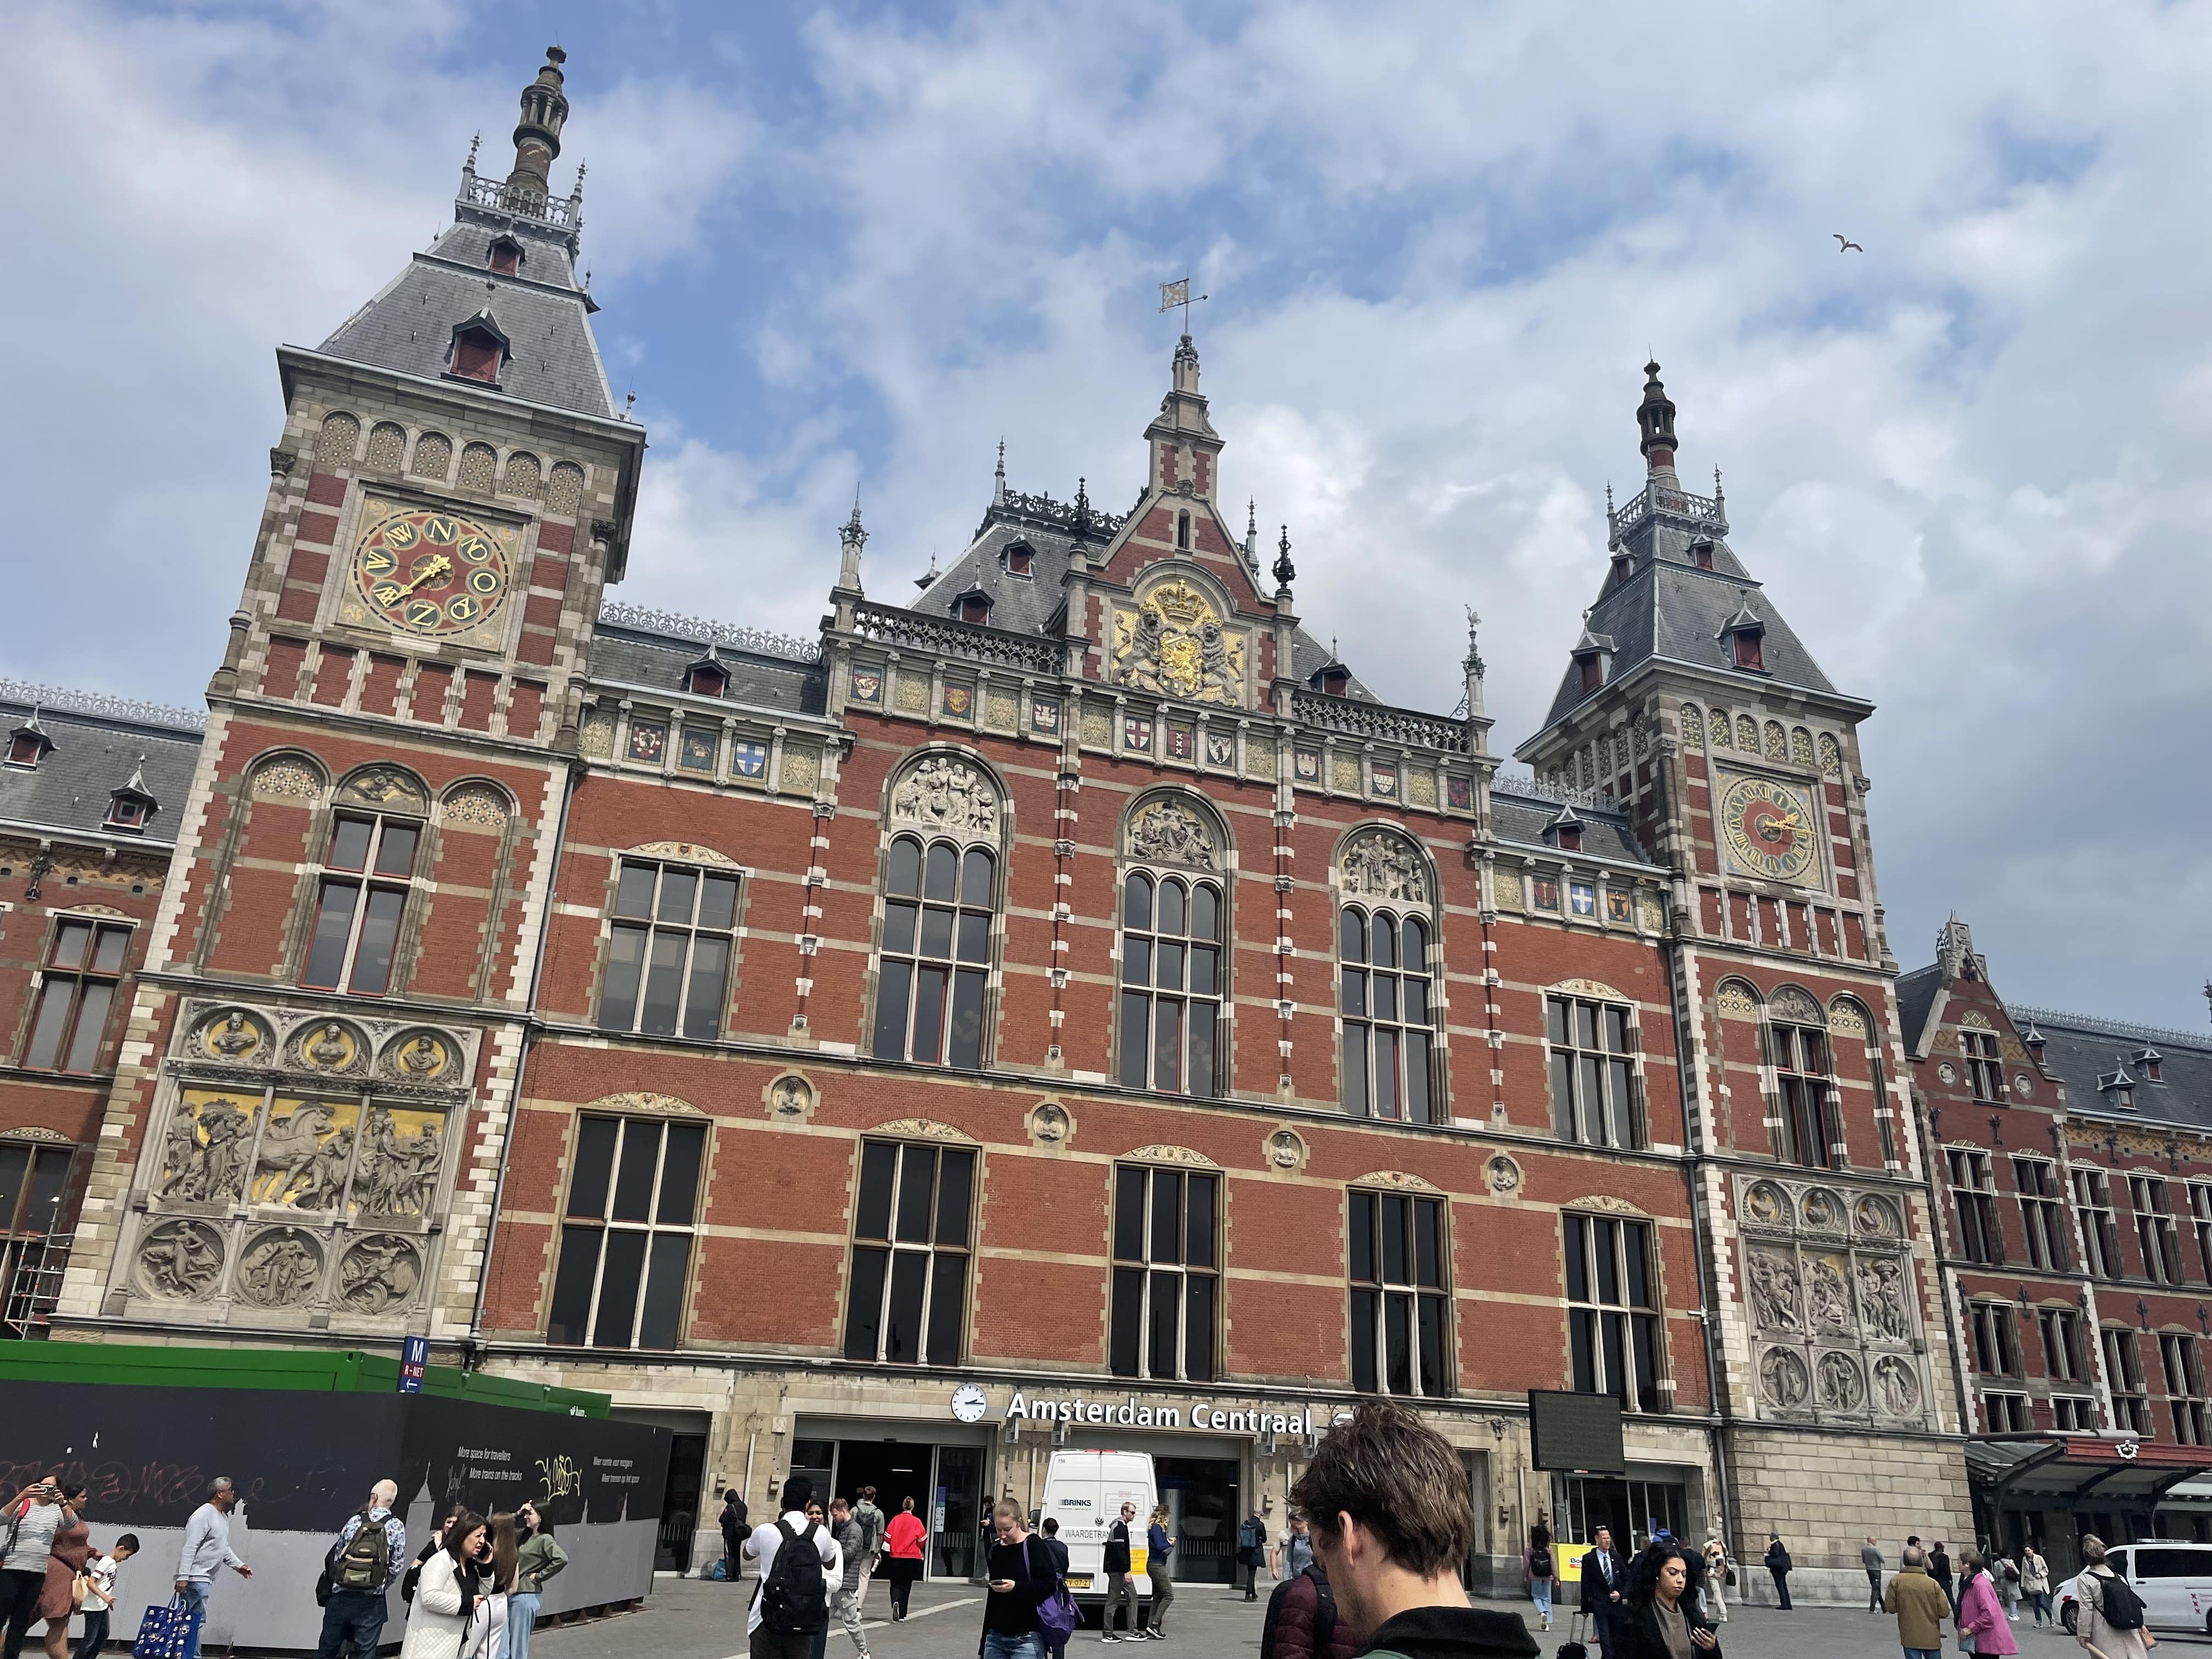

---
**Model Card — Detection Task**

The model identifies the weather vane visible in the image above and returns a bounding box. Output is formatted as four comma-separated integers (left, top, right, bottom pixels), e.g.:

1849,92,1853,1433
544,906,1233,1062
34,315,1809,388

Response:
1159,275,1209,334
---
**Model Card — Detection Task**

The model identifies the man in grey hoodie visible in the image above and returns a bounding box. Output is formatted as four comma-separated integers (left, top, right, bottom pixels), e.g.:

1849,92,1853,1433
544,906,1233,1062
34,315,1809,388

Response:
1862,1536,1885,1612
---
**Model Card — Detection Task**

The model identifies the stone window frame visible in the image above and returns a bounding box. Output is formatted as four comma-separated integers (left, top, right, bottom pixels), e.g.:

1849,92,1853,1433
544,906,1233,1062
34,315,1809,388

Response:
839,1134,979,1368
2039,1304,2089,1383
1945,1147,2003,1266
1330,824,1445,1127
298,785,431,998
591,854,745,1043
2013,1156,2071,1272
2129,1173,2187,1286
1108,1158,1221,1385
1543,983,1646,1152
1113,789,1234,1102
2102,1324,2153,1436
1560,1203,1665,1413
1348,1182,1452,1400
2189,1181,2212,1283
1981,1390,2031,1432
2072,1165,2123,1281
862,748,1011,1074
17,911,134,1075
1763,988,1840,1171
2159,1330,2211,1445
544,1108,712,1353
0,1131,87,1334
1966,1297,2022,1377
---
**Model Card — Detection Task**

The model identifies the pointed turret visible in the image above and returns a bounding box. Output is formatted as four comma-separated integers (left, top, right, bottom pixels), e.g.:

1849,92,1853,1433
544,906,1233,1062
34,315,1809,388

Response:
508,46,571,195
1637,358,1680,487
1144,335,1224,501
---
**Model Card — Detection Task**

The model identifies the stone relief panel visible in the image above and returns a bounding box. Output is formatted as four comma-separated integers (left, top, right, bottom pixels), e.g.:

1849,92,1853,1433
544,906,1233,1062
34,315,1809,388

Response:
116,1002,479,1327
1339,830,1427,906
1109,578,1249,705
889,755,1000,838
1126,800,1218,870
1737,1172,1928,1429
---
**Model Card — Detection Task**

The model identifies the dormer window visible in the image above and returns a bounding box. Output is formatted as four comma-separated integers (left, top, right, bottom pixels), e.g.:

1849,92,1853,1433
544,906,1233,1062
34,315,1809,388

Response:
687,664,727,699
1610,554,1632,588
1317,666,1350,696
1558,823,1583,852
105,761,157,835
487,238,523,276
1547,806,1584,852
451,325,504,383
2138,1049,2165,1084
1005,542,1034,578
956,590,992,625
2100,1063,2138,1111
1733,632,1764,671
1720,591,1765,673
1579,655,1605,694
6,730,47,769
1690,540,1716,571
1571,616,1615,696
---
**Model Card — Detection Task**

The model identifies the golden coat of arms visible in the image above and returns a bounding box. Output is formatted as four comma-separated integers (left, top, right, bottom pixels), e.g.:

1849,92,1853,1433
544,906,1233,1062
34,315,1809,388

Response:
1111,580,1244,703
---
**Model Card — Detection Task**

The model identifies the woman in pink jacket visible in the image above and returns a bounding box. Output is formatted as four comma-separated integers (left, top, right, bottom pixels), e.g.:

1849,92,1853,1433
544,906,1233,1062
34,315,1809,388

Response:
1955,1549,2019,1656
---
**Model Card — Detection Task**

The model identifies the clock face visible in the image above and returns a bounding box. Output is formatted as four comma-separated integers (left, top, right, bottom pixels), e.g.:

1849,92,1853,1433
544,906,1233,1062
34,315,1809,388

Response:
950,1383,988,1424
1718,774,1817,883
353,509,514,637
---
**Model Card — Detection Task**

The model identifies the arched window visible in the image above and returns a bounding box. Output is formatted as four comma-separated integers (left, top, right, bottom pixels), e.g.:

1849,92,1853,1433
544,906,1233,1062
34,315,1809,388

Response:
1768,990,1836,1168
872,834,994,1068
1336,828,1437,1124
1118,871,1223,1097
302,777,427,996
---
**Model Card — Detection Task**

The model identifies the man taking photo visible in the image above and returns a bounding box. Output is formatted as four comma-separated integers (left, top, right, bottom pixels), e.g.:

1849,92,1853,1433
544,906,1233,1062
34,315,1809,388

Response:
1291,1401,1536,1658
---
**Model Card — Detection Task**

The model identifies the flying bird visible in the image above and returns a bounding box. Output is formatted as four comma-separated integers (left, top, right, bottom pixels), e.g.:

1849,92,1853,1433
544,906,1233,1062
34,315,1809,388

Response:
1834,234,1864,252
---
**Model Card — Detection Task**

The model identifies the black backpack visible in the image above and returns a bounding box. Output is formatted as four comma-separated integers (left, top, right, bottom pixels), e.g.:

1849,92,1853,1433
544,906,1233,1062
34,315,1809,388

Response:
2096,1568,2148,1631
758,1520,828,1635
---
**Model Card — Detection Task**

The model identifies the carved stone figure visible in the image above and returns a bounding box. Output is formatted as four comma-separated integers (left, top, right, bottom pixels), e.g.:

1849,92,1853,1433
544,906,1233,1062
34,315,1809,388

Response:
1486,1155,1521,1194
1857,1257,1912,1342
1746,1249,1802,1332
1798,1187,1842,1231
251,1101,341,1206
771,1077,811,1119
1116,607,1167,693
1855,1195,1900,1238
301,1126,356,1209
1128,803,1215,870
1268,1131,1306,1171
397,1034,447,1080
1340,832,1425,904
354,1110,442,1218
235,1229,321,1308
1111,583,1244,703
1872,1355,1922,1415
336,1236,421,1314
1030,1103,1070,1144
159,1110,204,1197
890,757,998,837
161,1099,254,1204
1816,1351,1867,1413
1759,1347,1809,1409
135,1221,225,1300
306,1023,354,1070
205,1012,260,1059
1196,620,1238,699
1742,1182,1786,1227
1805,1256,1854,1332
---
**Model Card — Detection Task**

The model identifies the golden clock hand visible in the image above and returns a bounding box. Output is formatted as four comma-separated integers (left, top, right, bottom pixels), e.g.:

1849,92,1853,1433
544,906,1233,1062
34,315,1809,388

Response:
398,554,453,596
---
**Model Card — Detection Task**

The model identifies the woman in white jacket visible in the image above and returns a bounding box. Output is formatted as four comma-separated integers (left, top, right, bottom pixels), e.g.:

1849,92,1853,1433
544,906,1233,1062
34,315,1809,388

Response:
402,1512,490,1659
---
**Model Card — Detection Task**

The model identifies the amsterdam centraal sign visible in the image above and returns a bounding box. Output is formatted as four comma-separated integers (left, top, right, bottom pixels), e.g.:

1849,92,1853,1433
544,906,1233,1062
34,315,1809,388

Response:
951,1380,1323,1436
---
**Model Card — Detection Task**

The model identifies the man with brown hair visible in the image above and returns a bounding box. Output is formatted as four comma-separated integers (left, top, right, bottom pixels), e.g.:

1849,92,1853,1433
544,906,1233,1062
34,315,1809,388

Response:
1290,1402,1536,1658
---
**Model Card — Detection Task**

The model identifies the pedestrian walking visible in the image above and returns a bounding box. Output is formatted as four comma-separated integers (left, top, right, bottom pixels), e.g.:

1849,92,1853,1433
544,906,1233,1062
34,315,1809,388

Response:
881,1498,925,1623
71,1530,133,1659
2019,1543,2051,1628
1141,1506,1175,1640
507,1502,565,1659
1579,1527,1627,1654
1612,1542,1719,1659
1037,1520,1071,1659
1100,1502,1139,1643
318,1480,408,1659
463,1514,517,1659
1257,1539,1357,1659
979,1502,1057,1659
1291,1400,1536,1657
1237,1510,1267,1601
802,1501,839,1659
1928,1541,1953,1613
174,1477,253,1659
399,1511,488,1659
1270,1514,1314,1587
849,1489,884,1615
0,1479,65,1659
742,1476,836,1659
33,1485,89,1659
720,1492,750,1585
1525,1530,1554,1632
1863,1536,1886,1613
2069,1537,2152,1659
1954,1549,2017,1658
1700,1537,1729,1624
1883,1544,1949,1659
1762,1534,1792,1612
1994,1548,2021,1623
825,1499,871,1659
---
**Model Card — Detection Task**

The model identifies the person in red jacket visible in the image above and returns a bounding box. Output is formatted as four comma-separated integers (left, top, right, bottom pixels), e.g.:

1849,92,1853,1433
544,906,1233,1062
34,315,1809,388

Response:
1259,1552,1360,1659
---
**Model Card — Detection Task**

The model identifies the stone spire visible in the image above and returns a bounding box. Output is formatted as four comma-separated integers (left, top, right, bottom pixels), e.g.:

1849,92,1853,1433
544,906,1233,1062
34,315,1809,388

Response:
1272,525,1296,591
993,439,1007,506
1144,333,1223,502
1637,358,1680,488
837,493,868,594
1462,606,1487,723
509,46,572,194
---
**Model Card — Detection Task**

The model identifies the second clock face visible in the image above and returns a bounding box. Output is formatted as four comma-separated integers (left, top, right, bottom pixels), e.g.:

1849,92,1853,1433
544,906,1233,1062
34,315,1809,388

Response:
1719,774,1818,883
353,509,513,637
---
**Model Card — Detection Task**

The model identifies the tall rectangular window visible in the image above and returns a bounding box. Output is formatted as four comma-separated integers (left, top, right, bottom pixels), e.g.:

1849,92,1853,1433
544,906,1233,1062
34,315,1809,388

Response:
843,1141,973,1367
21,919,129,1073
1109,1165,1217,1382
2133,1177,2185,1285
2105,1328,2152,1436
597,860,740,1040
1947,1149,2002,1265
1350,1189,1449,1398
0,1141,80,1338
1962,1029,2004,1103
2016,1159,2069,1272
2193,1185,2212,1284
2075,1169,2121,1280
1340,909,1436,1124
301,812,420,995
1547,995,1639,1149
2163,1334,2210,1446
872,834,992,1070
1969,1301,2020,1376
1118,873,1222,1099
1563,1212,1663,1412
1982,1392,2030,1432
1772,1023,1835,1169
2041,1307,2086,1383
546,1116,706,1351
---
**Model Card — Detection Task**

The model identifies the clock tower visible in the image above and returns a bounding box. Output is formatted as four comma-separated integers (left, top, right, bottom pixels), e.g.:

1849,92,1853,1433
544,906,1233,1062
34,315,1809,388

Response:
1515,364,1972,1573
53,50,646,1351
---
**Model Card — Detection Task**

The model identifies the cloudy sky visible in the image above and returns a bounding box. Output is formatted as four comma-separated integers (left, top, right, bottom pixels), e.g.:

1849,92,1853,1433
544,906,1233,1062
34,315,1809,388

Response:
7,0,2211,1028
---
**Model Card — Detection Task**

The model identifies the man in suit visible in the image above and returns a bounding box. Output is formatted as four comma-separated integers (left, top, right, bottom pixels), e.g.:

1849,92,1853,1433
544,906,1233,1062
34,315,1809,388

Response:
1579,1526,1626,1654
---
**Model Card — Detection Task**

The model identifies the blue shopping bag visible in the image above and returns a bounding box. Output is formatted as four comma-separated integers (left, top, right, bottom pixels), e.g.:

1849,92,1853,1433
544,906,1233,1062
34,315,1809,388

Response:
133,1595,200,1659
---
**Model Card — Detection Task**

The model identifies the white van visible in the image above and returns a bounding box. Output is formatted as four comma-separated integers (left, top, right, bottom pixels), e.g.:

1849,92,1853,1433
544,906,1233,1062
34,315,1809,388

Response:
1037,1449,1159,1602
2059,1541,2212,1635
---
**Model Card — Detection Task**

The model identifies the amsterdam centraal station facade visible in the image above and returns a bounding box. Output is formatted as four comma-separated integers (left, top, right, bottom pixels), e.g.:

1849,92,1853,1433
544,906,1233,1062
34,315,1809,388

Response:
8,49,2211,1600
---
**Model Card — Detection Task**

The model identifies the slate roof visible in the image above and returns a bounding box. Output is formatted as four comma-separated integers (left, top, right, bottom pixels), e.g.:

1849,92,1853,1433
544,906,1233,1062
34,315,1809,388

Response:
2006,1003,2212,1136
0,688,204,845
913,489,1376,699
1895,963,1943,1054
589,622,828,719
1490,784,1653,867
316,189,614,420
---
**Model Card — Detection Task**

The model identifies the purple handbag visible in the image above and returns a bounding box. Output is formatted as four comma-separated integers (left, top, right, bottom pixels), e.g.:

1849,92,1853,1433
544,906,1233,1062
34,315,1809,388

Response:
1029,1539,1079,1640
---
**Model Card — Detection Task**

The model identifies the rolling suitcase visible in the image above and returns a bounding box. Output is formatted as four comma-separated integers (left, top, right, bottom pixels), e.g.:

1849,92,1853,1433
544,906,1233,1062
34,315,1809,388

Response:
1555,1609,1591,1659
